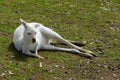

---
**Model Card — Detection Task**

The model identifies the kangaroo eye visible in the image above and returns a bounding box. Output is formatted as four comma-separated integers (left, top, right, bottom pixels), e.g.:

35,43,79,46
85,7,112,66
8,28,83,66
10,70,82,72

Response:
28,33,31,35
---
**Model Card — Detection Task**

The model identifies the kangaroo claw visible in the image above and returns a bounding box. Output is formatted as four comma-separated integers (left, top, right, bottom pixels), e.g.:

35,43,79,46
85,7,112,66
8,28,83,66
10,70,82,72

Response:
81,52,94,59
37,55,45,59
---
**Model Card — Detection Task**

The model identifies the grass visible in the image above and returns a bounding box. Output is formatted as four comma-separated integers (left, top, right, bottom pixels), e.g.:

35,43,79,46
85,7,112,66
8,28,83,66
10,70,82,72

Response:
0,0,120,80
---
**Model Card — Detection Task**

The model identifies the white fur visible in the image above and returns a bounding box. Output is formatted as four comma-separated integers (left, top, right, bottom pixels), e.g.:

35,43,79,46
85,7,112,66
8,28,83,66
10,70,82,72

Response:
13,19,93,59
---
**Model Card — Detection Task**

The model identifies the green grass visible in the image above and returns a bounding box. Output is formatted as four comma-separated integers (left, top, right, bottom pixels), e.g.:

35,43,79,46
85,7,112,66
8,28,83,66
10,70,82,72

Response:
0,0,120,80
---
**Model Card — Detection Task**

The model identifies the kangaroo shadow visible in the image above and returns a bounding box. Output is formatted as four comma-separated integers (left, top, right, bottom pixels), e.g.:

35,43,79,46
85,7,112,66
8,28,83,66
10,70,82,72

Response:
8,43,30,61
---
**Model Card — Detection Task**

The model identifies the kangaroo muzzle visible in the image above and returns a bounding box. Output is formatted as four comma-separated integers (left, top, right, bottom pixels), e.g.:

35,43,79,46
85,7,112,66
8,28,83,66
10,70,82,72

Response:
32,38,36,43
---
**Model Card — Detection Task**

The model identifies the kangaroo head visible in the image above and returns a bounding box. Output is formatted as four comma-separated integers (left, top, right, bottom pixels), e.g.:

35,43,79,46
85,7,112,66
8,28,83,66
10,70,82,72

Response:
20,19,39,43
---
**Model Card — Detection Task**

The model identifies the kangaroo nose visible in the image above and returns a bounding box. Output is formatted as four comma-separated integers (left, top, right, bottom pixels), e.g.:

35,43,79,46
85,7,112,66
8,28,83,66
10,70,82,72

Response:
32,38,36,43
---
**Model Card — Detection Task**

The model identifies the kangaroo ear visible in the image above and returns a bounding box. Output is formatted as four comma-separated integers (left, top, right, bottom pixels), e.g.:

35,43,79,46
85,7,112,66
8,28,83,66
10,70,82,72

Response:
35,23,40,28
20,18,28,29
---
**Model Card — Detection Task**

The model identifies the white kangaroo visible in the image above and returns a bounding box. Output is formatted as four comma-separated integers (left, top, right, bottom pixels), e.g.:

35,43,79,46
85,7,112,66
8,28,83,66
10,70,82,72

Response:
13,19,94,59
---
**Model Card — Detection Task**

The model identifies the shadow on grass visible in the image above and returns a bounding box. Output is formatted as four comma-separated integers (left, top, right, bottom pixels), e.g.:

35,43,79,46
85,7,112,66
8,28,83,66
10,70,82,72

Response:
8,43,30,61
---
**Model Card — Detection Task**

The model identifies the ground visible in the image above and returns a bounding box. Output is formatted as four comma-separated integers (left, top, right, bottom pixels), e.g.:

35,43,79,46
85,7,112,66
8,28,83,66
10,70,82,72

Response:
0,0,120,80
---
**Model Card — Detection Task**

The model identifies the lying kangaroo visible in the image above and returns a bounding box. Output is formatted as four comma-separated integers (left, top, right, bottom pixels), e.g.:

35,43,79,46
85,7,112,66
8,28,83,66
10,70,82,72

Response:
13,19,94,59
